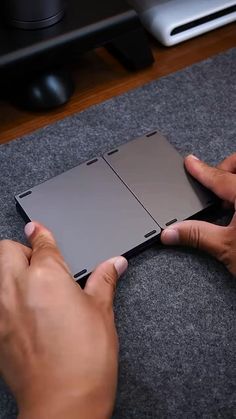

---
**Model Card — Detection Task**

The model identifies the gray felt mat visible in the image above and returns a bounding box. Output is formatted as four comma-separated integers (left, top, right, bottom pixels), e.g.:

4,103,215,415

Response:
0,48,236,418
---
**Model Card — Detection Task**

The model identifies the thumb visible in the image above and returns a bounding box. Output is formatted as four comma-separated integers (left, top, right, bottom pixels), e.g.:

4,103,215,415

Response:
84,256,128,307
25,221,69,271
161,220,230,262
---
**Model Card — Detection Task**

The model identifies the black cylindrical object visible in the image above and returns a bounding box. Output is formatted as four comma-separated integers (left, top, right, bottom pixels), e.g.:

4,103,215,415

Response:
4,0,65,29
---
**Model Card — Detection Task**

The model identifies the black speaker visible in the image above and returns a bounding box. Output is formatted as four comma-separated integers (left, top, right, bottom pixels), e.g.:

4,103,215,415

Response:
4,0,66,29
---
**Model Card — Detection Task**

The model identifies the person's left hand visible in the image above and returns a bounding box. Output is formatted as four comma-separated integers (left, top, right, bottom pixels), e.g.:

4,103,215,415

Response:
0,222,128,419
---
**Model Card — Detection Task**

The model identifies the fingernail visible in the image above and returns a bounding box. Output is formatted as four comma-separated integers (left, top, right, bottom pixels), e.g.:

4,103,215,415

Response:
24,222,35,238
114,256,128,278
188,154,199,161
162,228,179,245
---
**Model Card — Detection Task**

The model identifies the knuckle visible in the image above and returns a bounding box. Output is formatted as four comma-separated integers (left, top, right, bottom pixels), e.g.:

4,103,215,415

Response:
214,170,227,188
215,171,236,201
31,259,58,280
29,267,56,298
33,239,54,253
102,270,116,291
217,228,236,272
33,246,59,266
40,253,58,269
37,254,69,276
31,264,48,281
187,225,201,249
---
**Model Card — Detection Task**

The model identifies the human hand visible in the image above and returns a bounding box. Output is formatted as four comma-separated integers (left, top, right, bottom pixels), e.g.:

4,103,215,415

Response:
0,222,128,419
161,154,236,276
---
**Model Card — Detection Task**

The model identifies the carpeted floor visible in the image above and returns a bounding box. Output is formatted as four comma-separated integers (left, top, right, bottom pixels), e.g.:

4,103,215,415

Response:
0,48,235,418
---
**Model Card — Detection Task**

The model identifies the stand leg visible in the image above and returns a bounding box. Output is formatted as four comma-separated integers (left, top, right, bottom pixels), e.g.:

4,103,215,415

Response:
106,26,154,70
3,68,75,111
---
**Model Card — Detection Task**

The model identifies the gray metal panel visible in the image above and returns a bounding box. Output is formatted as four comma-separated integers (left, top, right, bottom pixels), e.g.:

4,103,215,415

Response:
15,157,160,279
104,132,213,229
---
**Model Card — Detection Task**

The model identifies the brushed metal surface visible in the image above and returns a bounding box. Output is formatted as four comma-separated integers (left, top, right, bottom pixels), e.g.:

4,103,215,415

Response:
15,157,160,280
104,132,213,229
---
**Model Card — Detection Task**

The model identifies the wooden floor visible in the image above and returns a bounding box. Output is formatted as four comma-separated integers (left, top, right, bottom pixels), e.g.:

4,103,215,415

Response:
0,23,235,145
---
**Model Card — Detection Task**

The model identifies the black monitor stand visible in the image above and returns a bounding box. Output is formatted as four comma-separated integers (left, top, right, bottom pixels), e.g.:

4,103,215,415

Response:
0,0,154,110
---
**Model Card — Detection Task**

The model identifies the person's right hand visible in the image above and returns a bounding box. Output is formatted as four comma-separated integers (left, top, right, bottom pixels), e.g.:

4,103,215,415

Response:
161,153,236,276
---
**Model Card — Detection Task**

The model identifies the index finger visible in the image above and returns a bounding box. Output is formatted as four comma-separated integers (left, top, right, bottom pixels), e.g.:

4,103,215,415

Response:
25,222,71,274
185,155,236,204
